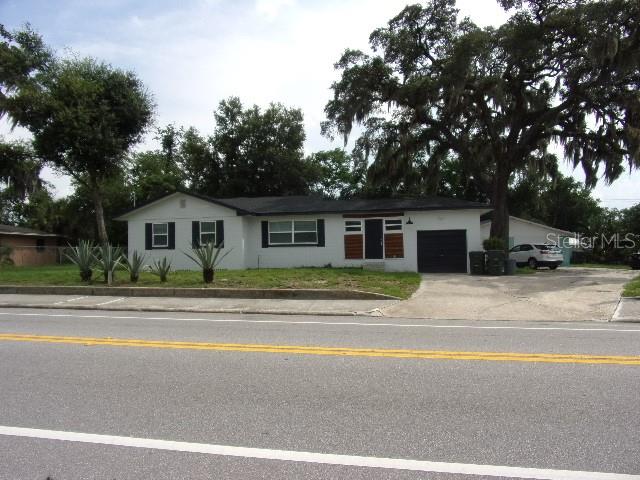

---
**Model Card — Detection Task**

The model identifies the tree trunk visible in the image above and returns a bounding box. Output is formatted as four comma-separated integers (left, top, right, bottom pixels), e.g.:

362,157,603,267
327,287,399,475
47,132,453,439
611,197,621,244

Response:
91,179,109,245
489,160,510,251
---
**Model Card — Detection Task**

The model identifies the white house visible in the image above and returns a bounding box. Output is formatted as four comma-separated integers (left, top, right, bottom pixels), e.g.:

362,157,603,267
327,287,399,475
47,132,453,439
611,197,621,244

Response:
115,191,492,273
481,215,578,265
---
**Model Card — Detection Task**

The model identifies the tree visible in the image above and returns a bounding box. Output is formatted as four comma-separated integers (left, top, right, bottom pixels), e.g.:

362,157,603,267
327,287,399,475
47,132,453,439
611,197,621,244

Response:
0,139,43,199
213,97,310,197
323,0,640,247
306,149,364,199
509,172,602,233
1,27,154,244
0,24,52,115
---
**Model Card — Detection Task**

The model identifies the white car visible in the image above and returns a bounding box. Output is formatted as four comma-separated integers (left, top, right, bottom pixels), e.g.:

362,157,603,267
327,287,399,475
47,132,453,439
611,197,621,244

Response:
509,243,563,270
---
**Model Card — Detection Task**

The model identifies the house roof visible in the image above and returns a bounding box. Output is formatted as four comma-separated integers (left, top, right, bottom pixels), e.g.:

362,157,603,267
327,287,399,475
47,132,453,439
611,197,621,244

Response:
480,214,577,237
115,190,491,219
0,224,63,238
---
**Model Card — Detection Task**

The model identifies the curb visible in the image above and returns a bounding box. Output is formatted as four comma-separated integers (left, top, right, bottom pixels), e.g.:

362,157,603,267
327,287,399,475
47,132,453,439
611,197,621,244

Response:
0,302,379,317
610,296,640,323
0,285,399,301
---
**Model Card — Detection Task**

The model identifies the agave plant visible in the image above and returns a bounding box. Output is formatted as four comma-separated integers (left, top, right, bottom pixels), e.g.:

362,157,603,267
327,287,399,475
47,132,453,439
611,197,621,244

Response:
149,257,172,282
94,243,125,284
184,242,232,283
65,240,96,282
125,250,146,283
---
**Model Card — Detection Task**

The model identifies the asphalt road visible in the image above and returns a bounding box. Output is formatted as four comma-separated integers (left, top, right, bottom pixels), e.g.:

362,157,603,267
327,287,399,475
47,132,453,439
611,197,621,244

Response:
0,307,639,479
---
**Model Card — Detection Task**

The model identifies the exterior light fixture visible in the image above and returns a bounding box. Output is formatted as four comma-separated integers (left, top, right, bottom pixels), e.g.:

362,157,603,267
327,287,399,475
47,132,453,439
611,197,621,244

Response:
406,217,414,225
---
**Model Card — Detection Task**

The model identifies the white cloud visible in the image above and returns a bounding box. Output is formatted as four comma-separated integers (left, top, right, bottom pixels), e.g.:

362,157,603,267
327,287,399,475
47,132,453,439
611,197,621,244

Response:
255,0,295,21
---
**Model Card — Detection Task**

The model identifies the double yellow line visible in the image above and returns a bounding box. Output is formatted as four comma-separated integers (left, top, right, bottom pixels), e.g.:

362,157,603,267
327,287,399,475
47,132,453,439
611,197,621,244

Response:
1,333,639,365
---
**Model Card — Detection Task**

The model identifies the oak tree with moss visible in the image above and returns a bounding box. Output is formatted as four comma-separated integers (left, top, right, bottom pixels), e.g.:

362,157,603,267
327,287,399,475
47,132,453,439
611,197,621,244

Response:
323,0,640,245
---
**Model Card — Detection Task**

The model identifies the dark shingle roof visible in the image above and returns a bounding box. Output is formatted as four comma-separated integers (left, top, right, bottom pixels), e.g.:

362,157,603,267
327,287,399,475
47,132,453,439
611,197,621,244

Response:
215,195,490,216
116,190,491,219
0,224,62,237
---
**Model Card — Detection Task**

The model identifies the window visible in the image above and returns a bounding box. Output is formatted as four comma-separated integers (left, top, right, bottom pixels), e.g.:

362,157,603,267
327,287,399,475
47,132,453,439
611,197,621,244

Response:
384,219,403,232
345,220,362,233
269,220,318,245
152,223,168,248
36,239,45,252
200,221,216,246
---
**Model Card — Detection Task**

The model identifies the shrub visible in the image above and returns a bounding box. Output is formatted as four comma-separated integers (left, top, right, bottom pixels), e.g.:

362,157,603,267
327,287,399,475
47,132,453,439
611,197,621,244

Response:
0,246,13,266
125,250,146,283
94,244,125,284
149,257,172,282
184,242,232,283
483,236,506,251
65,240,96,282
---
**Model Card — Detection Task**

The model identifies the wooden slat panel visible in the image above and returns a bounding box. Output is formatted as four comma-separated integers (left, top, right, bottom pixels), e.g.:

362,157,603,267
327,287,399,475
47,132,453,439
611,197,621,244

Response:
384,233,404,258
344,234,363,259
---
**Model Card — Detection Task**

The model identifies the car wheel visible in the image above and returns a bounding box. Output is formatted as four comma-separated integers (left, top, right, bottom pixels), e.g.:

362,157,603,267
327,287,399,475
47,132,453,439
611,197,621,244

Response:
528,257,538,269
549,265,558,270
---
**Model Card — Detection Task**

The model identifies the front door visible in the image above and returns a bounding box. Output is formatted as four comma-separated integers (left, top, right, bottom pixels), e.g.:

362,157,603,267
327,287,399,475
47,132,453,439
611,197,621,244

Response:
364,219,384,259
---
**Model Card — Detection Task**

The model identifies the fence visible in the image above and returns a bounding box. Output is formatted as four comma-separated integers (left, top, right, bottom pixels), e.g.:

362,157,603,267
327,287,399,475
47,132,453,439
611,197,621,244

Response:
1,246,72,266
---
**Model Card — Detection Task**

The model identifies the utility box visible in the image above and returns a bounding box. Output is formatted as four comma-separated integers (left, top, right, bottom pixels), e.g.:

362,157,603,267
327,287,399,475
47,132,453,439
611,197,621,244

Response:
469,251,486,275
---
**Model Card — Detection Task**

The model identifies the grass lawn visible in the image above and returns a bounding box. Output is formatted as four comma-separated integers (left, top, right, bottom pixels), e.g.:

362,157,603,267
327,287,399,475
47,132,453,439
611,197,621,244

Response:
569,263,630,270
623,275,640,297
0,264,421,299
515,267,537,275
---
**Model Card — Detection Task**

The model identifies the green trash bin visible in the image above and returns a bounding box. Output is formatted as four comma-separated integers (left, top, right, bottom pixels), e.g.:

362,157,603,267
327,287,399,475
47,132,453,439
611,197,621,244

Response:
469,251,486,275
486,250,506,275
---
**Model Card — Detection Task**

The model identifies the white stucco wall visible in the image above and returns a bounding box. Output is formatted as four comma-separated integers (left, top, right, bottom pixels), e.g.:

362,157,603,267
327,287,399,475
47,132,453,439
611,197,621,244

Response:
120,193,487,272
124,192,244,270
481,217,574,247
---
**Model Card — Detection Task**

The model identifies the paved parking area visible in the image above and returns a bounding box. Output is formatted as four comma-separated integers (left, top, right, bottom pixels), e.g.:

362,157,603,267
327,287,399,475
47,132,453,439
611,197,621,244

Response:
383,267,637,321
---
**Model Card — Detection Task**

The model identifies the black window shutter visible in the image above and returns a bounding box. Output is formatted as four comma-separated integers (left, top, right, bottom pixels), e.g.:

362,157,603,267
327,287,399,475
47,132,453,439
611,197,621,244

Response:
192,221,200,248
145,223,152,250
261,221,269,248
216,220,224,248
317,219,325,247
168,222,176,250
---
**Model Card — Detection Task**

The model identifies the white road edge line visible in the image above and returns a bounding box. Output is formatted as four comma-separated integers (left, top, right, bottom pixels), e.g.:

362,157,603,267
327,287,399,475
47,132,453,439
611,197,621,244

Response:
1,310,640,332
0,426,637,480
94,297,125,306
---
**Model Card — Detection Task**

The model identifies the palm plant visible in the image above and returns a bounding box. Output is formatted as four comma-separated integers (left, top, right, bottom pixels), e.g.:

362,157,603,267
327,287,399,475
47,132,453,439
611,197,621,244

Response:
184,242,232,283
125,250,146,283
94,243,125,284
65,240,96,282
149,257,172,282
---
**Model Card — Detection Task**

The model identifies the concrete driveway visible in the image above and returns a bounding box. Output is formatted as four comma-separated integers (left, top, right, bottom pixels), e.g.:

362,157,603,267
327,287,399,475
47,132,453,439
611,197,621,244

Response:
383,267,637,321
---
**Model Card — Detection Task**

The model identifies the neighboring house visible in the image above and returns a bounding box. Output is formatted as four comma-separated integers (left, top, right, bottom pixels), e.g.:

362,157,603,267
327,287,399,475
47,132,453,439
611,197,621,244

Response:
0,225,65,266
481,215,578,266
115,191,492,273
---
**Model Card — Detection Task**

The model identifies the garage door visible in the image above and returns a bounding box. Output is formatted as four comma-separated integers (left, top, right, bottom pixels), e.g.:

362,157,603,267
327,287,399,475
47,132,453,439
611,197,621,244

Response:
417,230,468,273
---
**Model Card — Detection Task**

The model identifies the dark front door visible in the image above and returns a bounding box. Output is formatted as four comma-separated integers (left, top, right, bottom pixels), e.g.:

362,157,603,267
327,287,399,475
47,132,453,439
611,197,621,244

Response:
364,219,383,259
417,230,467,273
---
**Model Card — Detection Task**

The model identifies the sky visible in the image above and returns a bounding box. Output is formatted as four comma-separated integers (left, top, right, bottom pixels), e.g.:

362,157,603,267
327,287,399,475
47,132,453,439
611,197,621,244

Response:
1,0,638,208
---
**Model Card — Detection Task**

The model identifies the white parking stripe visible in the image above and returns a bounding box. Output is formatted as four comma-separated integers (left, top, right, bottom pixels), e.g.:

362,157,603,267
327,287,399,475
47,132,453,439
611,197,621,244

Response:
53,296,88,305
0,426,637,480
94,297,125,306
1,310,640,332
